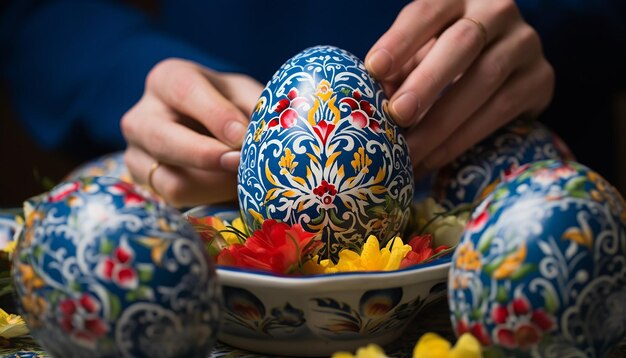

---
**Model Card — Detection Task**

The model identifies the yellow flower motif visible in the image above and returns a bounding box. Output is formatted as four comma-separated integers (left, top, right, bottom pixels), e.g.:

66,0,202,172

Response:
351,147,372,174
0,308,29,338
254,120,266,142
413,333,481,358
384,122,395,144
255,97,266,113
455,242,481,271
492,242,527,279
332,343,390,358
316,79,333,103
279,148,298,175
302,236,411,274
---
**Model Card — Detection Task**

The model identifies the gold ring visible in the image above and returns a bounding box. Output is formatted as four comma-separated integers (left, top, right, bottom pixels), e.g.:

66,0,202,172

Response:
461,17,487,45
147,161,161,195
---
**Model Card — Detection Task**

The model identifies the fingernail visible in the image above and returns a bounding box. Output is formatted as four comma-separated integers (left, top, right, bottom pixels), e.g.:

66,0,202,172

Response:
390,92,419,126
220,151,241,172
366,49,393,79
225,121,248,147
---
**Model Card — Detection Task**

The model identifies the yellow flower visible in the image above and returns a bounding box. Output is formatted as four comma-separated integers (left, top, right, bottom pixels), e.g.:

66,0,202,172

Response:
455,242,481,271
279,148,298,175
302,236,411,274
0,308,29,338
413,333,481,358
332,343,390,358
0,240,17,255
492,242,527,279
316,79,333,103
351,147,372,174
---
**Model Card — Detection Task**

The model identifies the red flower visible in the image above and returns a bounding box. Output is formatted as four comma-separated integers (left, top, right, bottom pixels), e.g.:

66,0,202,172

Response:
108,182,146,205
313,120,336,146
340,90,381,131
96,240,138,289
217,220,318,275
491,296,555,350
268,88,306,129
399,234,449,269
313,180,338,208
59,294,108,346
471,322,492,346
49,181,80,202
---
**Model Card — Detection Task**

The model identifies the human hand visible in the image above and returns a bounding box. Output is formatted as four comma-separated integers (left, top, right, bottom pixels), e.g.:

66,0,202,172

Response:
121,58,263,207
365,0,554,176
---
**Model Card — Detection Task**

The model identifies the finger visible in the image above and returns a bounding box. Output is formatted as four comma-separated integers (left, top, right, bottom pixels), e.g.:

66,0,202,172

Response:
381,39,436,98
405,22,544,164
146,59,249,148
125,146,238,207
366,0,463,80
208,71,264,118
121,96,240,172
388,8,513,127
420,58,554,170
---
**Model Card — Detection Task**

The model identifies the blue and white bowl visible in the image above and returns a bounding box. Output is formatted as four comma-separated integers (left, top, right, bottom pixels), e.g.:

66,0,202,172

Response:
237,46,414,261
448,160,626,357
12,177,222,358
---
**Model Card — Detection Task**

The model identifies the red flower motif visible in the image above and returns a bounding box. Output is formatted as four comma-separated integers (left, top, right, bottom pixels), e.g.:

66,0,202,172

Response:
59,293,108,346
340,90,381,131
108,182,146,205
312,120,336,146
313,180,338,208
96,240,138,290
466,202,489,232
268,88,306,129
491,296,555,350
471,322,492,346
49,181,80,202
399,234,449,269
216,220,318,275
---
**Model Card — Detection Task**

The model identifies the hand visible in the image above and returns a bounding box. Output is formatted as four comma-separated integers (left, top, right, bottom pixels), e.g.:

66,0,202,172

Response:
121,58,263,207
365,0,554,176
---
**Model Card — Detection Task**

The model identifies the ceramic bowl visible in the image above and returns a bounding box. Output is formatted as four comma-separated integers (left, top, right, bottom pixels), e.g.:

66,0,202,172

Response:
185,205,450,357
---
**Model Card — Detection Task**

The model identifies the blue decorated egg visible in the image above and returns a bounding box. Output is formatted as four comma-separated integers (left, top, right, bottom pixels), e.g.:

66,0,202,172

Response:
433,119,573,210
448,160,626,357
237,46,414,261
12,177,221,357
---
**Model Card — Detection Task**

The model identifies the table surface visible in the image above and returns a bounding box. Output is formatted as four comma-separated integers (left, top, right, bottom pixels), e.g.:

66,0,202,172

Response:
2,298,626,358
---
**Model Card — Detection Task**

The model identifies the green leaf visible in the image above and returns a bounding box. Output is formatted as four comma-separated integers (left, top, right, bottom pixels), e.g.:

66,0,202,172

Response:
70,281,81,293
482,256,505,275
493,187,509,201
108,292,121,320
543,289,559,314
367,205,387,216
137,264,154,283
477,229,495,254
496,285,509,304
469,307,482,321
510,263,537,281
329,209,344,226
100,240,114,255
564,176,586,195
310,210,326,225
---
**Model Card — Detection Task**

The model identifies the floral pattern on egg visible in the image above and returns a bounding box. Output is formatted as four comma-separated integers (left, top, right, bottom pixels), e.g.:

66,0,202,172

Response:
433,119,574,210
448,160,626,357
12,177,222,358
238,46,414,261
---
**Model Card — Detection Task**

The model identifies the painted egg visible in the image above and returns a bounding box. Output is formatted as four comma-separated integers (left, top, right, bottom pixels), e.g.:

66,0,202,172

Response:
12,177,222,357
448,160,626,357
433,119,573,210
238,46,414,261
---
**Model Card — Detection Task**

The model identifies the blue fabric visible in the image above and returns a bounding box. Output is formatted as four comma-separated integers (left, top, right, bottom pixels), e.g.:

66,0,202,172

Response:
1,1,625,174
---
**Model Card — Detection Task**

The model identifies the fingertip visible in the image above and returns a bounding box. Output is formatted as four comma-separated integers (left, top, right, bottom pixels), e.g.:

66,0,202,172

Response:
365,48,393,80
224,121,248,148
389,92,420,127
220,151,241,172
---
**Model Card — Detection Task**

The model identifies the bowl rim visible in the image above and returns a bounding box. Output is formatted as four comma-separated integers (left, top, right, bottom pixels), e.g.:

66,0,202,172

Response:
216,257,451,292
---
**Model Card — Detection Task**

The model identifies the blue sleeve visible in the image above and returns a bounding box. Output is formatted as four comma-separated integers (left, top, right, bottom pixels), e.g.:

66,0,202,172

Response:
0,1,238,159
